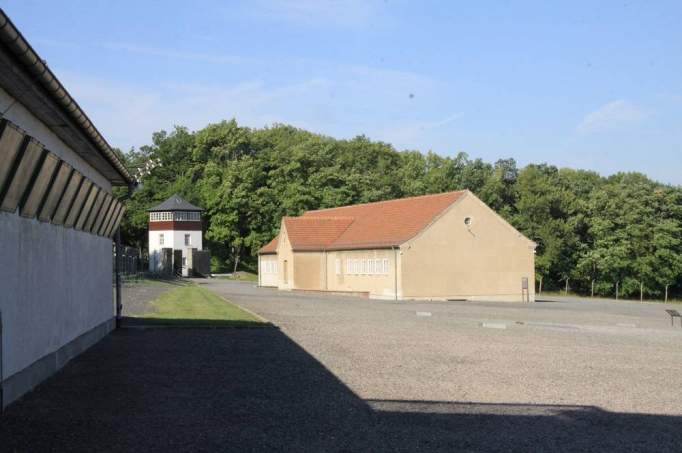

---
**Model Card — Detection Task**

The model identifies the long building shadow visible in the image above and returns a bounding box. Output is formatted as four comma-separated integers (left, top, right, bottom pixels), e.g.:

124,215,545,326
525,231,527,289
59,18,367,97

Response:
0,323,680,452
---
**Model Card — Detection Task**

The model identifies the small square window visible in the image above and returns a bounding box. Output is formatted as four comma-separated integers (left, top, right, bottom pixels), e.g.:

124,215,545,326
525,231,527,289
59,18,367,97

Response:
159,233,164,245
184,234,191,246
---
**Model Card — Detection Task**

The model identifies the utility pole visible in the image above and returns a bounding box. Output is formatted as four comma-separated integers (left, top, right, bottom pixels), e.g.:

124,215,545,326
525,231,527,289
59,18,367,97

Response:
615,281,619,300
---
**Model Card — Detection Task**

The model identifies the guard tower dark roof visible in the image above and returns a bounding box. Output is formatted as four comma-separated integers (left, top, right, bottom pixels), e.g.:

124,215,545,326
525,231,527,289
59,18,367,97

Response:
147,194,203,212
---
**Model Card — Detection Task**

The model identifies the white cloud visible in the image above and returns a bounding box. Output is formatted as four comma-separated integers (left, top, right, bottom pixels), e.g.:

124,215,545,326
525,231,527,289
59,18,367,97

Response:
58,72,319,150
577,100,645,134
374,113,463,148
102,42,256,66
56,58,447,153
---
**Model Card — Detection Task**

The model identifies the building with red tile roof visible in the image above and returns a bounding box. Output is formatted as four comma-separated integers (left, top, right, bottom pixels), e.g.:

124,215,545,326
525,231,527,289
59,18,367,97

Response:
259,190,536,301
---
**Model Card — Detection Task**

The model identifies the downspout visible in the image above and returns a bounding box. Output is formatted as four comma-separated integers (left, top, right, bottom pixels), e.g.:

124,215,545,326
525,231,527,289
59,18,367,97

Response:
114,183,135,329
393,246,398,301
324,250,328,290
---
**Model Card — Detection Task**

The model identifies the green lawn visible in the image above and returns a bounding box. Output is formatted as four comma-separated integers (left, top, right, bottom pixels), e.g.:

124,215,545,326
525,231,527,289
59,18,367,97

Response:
132,284,266,326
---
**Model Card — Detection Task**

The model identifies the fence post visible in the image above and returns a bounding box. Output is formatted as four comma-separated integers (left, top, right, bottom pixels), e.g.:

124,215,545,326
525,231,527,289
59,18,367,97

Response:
591,280,595,298
115,229,122,328
665,284,669,303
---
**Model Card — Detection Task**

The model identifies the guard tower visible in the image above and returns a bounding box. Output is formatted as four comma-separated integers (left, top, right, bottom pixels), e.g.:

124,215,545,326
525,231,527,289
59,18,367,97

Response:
148,194,203,276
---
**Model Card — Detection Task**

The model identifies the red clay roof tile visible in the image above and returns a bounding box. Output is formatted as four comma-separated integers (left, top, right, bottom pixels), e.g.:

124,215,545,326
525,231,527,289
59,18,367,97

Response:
258,236,279,254
259,191,466,253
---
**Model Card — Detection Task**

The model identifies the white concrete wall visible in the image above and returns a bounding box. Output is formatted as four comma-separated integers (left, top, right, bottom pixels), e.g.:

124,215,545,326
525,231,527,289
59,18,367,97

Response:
171,229,202,254
0,212,114,381
0,86,111,191
148,228,203,275
148,229,173,272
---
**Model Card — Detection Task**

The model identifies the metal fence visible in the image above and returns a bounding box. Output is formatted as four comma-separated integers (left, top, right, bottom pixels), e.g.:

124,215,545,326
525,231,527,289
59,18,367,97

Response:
113,244,147,283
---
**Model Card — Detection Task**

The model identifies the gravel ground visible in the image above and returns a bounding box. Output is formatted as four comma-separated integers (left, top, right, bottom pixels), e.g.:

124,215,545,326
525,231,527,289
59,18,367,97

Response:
1,280,681,452
202,281,682,416
121,279,188,316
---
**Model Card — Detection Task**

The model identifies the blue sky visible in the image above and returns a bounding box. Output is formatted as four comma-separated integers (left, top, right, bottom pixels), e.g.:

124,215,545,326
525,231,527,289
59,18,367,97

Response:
4,0,681,185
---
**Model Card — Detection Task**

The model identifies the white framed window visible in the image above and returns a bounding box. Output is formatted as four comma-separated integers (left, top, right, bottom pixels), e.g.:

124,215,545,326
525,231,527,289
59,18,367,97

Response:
152,211,173,221
335,259,341,275
159,233,164,246
173,211,200,221
263,260,277,274
360,259,366,274
369,259,375,275
182,257,187,267
383,258,389,275
184,234,191,246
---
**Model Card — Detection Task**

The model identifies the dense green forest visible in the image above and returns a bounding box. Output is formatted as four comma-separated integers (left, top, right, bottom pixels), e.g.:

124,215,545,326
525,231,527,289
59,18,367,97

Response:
116,119,682,300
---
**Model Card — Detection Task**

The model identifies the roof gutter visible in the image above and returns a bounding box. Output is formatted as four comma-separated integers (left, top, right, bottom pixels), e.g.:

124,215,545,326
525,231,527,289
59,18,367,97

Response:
0,9,133,185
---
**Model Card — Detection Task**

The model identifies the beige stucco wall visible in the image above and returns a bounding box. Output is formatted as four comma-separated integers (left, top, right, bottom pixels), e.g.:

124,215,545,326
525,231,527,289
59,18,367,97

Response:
267,229,402,297
400,192,535,301
292,251,326,290
276,225,295,290
259,254,278,287
324,249,401,299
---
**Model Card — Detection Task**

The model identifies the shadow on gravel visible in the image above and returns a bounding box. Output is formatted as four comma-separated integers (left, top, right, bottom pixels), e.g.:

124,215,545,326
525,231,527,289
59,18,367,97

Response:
1,327,680,452
119,316,272,328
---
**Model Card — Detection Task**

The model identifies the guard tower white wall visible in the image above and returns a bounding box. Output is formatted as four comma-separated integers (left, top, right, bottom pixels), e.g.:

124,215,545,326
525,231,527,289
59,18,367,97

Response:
147,196,203,276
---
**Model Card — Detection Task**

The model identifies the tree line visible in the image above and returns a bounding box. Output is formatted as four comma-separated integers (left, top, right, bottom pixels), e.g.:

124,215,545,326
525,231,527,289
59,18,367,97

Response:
116,119,682,300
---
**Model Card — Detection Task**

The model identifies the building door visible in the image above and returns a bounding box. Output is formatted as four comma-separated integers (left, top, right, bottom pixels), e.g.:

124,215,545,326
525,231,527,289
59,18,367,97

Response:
283,260,288,284
173,250,183,276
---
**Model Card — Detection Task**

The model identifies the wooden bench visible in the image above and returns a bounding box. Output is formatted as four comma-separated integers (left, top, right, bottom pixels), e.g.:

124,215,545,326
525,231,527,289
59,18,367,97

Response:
665,309,681,327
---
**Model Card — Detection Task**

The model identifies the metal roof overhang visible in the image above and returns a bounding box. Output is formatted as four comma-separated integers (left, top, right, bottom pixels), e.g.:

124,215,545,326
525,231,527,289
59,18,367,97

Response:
0,9,132,186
